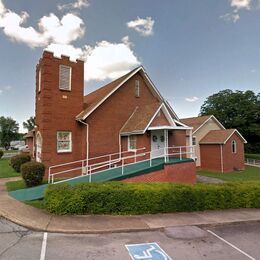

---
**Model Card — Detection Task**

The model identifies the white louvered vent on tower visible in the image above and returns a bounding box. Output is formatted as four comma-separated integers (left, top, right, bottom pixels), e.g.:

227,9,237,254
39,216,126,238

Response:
59,65,71,90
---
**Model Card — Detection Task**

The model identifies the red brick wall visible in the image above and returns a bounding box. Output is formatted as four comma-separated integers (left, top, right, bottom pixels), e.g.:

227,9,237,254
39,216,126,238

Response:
122,161,196,184
168,130,186,147
200,144,221,172
86,72,160,158
25,137,34,157
223,133,245,172
200,133,245,173
35,51,86,176
150,110,170,127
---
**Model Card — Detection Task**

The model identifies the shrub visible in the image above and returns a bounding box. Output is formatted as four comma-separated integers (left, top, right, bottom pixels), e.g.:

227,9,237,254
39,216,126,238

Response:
44,182,260,215
10,154,31,172
21,161,45,187
0,150,3,159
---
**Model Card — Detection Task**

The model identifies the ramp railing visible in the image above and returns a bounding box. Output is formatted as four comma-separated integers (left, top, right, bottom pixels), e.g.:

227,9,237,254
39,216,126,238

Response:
48,146,195,184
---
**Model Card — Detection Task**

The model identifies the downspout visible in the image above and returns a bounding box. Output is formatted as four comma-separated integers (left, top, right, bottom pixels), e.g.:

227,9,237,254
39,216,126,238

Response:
78,119,89,172
220,144,224,173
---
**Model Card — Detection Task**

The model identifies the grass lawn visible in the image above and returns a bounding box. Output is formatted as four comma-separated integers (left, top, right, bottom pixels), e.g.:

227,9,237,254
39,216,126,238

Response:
6,179,48,192
6,180,26,191
197,166,260,182
245,153,260,160
0,158,20,178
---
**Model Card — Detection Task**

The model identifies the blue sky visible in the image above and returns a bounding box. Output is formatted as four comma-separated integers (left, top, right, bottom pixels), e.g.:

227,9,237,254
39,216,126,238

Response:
0,0,260,132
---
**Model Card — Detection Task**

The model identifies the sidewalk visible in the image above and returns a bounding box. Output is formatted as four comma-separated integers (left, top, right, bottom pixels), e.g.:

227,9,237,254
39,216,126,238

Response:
0,177,259,234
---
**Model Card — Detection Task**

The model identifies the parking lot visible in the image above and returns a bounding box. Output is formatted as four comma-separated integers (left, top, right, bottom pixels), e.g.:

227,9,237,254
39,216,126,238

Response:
0,218,259,260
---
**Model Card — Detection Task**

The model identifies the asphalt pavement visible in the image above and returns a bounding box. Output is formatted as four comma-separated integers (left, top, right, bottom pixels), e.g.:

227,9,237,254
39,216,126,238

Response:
0,217,259,260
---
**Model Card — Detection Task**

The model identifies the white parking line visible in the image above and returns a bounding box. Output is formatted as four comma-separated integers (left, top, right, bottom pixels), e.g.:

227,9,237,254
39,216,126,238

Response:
40,232,48,260
207,230,256,260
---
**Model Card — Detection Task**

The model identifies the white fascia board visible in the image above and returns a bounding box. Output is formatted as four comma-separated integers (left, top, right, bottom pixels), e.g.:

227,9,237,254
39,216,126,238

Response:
148,126,192,130
120,131,144,136
193,115,225,134
82,67,142,120
223,129,247,144
143,103,164,133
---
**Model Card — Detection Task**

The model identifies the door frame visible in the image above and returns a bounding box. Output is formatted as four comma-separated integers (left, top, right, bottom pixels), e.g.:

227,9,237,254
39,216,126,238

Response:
150,129,168,158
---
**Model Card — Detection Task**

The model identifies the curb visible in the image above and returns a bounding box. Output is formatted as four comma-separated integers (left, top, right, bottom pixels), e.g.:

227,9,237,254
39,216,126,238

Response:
1,210,260,234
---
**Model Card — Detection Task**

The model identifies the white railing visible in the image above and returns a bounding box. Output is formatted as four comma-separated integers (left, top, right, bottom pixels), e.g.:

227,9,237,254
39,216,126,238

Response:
48,146,195,184
245,158,260,167
48,147,146,184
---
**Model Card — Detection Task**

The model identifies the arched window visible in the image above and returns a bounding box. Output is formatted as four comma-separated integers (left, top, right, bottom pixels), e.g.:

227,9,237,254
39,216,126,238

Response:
36,132,42,162
231,140,237,154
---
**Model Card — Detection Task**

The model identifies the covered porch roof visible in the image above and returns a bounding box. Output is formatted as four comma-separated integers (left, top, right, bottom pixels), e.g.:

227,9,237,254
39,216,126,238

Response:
120,102,191,136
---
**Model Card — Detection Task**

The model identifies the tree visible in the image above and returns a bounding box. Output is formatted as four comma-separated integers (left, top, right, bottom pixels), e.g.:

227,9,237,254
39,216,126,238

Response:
23,116,35,132
0,116,19,149
200,89,260,153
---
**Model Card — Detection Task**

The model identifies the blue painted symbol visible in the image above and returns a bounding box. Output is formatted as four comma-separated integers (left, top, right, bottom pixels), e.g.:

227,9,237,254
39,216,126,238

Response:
125,242,172,260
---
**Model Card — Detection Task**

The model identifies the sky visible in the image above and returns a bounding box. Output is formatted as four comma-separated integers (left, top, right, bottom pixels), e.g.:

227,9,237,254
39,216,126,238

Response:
0,0,260,133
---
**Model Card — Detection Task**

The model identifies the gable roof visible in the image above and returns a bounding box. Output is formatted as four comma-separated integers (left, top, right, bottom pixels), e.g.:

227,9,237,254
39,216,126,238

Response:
76,68,137,120
120,102,162,135
200,129,247,144
76,66,179,121
180,115,225,134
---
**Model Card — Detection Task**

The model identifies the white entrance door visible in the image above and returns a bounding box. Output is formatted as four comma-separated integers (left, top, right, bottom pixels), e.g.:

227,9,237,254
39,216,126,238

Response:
151,130,166,158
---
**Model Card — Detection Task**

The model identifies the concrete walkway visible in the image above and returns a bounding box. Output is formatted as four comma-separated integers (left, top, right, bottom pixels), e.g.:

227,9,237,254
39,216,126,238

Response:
0,177,259,234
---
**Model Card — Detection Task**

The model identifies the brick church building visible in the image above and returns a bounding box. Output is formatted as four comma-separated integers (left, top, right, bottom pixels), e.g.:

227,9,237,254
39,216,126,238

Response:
32,51,196,181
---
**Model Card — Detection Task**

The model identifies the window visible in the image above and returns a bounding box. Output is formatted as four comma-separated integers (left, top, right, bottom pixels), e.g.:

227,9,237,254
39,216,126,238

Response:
59,65,71,90
128,135,137,150
135,80,140,97
38,68,41,92
231,140,237,153
192,137,196,146
57,131,72,153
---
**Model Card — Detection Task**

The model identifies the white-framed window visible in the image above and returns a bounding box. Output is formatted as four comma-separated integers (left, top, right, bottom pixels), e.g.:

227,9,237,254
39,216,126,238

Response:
192,137,196,146
59,65,72,91
38,68,41,92
231,140,237,153
57,131,72,153
135,80,140,97
128,135,137,151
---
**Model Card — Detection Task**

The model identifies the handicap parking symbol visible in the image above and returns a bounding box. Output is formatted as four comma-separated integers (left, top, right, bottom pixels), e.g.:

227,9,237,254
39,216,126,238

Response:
125,242,172,260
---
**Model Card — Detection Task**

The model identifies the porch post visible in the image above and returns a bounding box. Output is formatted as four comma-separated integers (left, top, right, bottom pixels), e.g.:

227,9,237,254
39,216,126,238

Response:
189,129,193,158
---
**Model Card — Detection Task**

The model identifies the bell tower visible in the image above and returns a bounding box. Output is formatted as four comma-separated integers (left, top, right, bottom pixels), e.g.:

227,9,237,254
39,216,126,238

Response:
35,51,86,174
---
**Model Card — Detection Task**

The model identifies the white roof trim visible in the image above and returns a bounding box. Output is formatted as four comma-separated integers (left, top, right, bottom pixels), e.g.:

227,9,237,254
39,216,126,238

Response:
224,129,247,144
200,129,247,144
174,119,191,128
81,67,142,120
164,100,179,120
79,66,179,120
143,103,175,133
193,115,225,134
148,126,192,130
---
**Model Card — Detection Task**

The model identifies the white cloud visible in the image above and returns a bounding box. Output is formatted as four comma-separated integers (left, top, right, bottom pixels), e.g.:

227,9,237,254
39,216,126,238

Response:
220,12,240,23
0,0,140,82
58,0,90,11
127,17,154,37
45,38,140,81
46,43,84,61
0,0,84,48
185,96,199,102
0,89,2,95
84,39,140,81
230,0,251,10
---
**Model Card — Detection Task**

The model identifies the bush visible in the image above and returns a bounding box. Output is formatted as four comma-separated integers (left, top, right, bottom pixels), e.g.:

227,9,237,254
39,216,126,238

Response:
0,150,3,159
10,154,31,172
44,182,260,215
21,161,45,187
